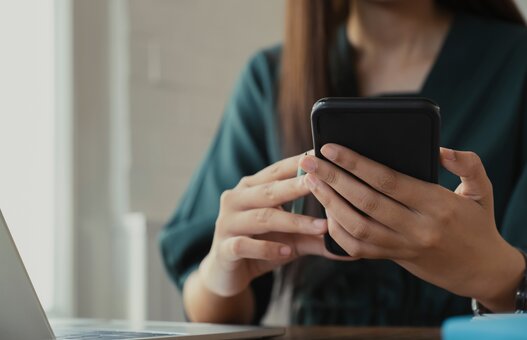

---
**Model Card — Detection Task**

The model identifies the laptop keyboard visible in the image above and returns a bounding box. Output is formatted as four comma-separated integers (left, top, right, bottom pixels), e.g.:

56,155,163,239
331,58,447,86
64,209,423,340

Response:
56,330,179,339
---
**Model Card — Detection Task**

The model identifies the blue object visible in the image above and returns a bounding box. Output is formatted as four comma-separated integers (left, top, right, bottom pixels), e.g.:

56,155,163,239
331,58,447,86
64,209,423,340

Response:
442,314,527,340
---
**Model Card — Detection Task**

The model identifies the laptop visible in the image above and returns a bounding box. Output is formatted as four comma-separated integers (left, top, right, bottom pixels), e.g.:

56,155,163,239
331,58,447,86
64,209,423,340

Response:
0,210,284,339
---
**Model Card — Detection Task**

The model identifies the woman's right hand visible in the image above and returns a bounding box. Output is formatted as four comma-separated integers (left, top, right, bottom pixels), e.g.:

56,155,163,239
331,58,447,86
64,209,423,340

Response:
199,153,345,298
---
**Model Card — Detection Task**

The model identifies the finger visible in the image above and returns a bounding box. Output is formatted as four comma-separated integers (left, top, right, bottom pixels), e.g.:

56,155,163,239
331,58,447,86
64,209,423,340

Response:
324,205,406,249
292,234,356,261
234,175,311,209
315,143,435,211
304,170,409,244
440,148,493,207
327,215,403,260
223,236,292,261
302,158,417,234
237,153,306,188
229,208,327,236
260,233,355,261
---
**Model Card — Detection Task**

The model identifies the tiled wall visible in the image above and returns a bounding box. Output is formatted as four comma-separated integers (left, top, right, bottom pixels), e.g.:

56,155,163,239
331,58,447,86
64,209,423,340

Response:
128,0,284,225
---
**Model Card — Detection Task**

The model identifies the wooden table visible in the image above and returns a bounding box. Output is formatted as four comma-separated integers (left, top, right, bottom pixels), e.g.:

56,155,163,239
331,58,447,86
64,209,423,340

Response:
275,326,440,339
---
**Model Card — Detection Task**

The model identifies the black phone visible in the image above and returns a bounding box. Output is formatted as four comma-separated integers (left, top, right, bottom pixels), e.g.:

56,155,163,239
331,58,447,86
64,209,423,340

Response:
310,97,441,256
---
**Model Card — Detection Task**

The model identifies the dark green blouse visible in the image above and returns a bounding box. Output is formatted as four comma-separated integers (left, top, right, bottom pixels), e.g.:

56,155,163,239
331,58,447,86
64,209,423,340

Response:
160,13,527,326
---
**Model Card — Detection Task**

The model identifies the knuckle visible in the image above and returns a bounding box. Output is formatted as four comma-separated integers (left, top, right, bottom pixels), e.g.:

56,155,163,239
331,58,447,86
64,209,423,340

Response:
219,190,233,206
215,213,226,230
270,162,281,175
318,191,332,209
291,214,302,229
230,237,243,257
309,180,329,205
343,157,357,171
263,181,277,202
260,244,274,259
418,228,442,249
487,180,494,194
435,207,455,226
238,176,252,187
467,152,482,172
327,221,340,239
468,151,482,164
255,208,274,224
328,221,362,256
346,241,362,258
357,193,379,214
294,176,306,192
351,222,370,241
323,168,339,185
377,170,397,194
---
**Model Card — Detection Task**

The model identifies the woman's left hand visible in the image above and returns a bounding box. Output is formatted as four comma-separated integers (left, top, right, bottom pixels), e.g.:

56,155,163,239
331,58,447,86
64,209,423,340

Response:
300,144,525,312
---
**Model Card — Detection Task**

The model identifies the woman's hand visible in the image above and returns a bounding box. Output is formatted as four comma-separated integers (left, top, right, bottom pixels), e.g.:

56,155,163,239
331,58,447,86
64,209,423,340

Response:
300,144,525,312
200,153,346,300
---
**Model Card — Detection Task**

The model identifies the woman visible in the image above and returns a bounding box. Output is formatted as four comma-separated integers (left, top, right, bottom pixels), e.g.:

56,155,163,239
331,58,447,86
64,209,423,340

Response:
160,0,527,326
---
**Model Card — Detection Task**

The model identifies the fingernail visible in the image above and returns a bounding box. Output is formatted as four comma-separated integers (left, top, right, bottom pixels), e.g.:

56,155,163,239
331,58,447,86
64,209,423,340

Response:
280,246,292,256
304,174,318,190
301,157,317,173
322,145,337,161
313,219,327,231
443,148,457,161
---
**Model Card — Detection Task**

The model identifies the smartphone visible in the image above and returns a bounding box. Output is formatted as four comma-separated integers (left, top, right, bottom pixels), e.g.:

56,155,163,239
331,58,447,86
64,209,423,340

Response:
311,97,440,256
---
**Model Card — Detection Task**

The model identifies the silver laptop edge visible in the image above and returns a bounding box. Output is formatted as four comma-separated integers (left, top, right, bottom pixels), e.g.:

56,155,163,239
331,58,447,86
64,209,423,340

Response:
0,209,284,340
0,209,56,340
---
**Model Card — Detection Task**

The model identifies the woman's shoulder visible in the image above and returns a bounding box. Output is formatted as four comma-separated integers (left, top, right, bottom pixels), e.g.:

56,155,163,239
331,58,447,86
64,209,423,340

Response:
451,12,527,83
228,44,283,114
240,44,282,92
246,44,282,74
464,13,527,58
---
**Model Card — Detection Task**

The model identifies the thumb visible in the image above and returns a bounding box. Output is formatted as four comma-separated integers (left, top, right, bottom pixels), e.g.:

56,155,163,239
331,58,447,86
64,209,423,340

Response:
440,148,493,207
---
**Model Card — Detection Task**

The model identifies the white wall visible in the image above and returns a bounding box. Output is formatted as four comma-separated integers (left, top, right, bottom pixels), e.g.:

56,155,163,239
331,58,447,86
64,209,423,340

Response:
0,0,56,312
128,0,284,223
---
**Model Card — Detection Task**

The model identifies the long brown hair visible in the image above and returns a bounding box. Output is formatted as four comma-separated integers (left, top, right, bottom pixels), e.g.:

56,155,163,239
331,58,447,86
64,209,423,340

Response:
278,0,526,157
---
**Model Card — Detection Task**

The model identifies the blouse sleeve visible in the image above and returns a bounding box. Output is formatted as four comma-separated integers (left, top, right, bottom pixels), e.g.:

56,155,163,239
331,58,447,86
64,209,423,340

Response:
499,79,527,253
159,49,279,324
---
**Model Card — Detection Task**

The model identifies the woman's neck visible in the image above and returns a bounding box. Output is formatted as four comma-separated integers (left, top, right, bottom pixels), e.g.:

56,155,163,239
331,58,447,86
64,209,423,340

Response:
347,0,452,57
346,0,453,96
